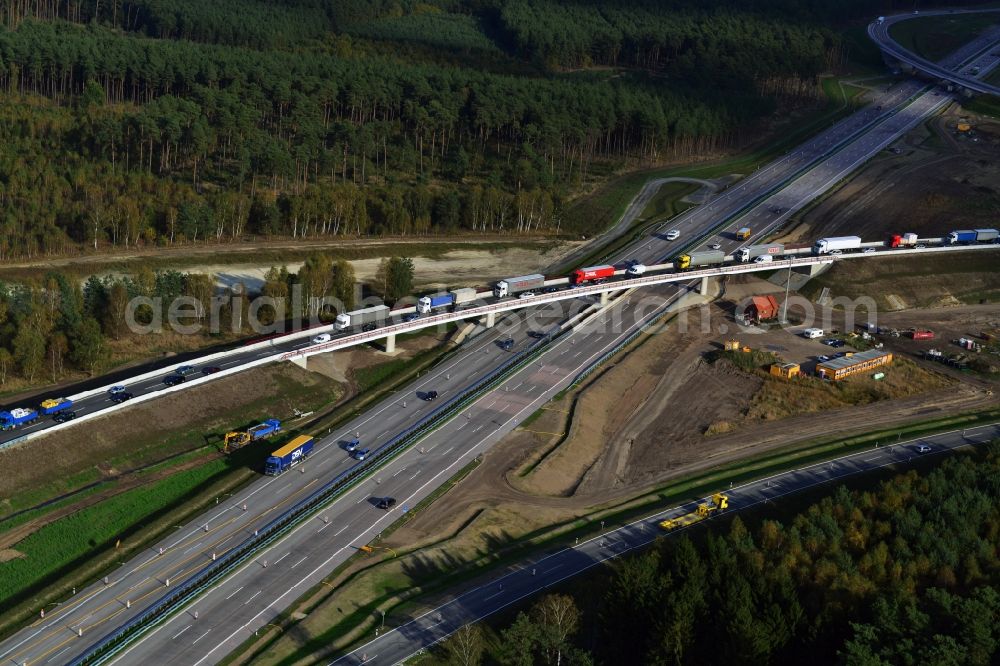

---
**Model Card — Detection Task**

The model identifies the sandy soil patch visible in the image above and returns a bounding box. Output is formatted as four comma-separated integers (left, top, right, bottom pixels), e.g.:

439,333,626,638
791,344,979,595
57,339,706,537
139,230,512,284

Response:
97,244,581,292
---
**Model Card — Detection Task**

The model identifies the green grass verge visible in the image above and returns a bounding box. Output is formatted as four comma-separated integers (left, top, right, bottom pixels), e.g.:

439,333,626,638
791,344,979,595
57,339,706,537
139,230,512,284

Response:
0,460,230,604
890,13,999,62
0,334,460,638
964,94,1000,118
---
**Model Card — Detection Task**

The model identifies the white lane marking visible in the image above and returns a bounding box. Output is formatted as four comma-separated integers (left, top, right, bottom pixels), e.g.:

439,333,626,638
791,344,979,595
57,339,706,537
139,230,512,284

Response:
318,522,333,533
274,552,290,566
409,471,420,480
225,586,244,600
172,625,192,640
483,590,504,602
244,590,261,605
192,630,211,644
183,542,203,555
392,468,405,477
456,422,466,430
46,646,72,664
473,425,483,433
355,495,367,504
291,556,308,569
334,526,349,537
128,576,150,591
443,446,454,455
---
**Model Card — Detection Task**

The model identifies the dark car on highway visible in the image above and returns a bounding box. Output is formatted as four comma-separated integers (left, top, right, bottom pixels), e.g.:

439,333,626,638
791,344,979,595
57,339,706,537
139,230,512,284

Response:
201,366,222,375
163,374,185,387
499,338,515,351
376,497,397,510
53,410,78,423
362,322,377,332
110,391,134,404
421,390,438,401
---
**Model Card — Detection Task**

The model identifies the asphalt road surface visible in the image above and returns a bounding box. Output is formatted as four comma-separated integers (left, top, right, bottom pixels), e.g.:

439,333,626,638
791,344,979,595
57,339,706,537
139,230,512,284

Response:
2,29,999,666
870,9,1000,96
331,423,1000,666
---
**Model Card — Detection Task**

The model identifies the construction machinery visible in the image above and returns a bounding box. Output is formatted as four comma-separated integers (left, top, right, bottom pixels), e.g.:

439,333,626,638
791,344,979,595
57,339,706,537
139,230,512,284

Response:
659,493,729,530
223,418,282,453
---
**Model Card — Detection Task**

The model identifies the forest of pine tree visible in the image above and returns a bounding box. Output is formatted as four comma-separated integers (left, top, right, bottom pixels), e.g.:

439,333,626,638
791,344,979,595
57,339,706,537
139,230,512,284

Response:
0,0,993,391
0,0,984,261
483,444,1000,665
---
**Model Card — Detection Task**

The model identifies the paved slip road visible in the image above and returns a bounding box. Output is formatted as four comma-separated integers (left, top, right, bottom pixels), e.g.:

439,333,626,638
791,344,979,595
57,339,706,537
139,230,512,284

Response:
3,28,999,666
870,9,1000,97
332,423,1000,666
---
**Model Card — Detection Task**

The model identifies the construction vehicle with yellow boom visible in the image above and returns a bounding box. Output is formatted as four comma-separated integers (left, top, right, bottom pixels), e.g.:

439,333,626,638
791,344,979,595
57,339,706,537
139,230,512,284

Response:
659,493,729,530
223,418,282,453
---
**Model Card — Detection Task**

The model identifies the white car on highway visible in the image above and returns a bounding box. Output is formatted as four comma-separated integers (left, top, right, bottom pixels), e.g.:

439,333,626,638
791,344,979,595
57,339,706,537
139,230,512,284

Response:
666,230,680,240
312,333,332,344
518,292,536,299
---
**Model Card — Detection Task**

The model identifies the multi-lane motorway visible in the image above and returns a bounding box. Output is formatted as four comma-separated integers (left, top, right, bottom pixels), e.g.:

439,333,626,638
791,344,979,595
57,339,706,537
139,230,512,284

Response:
332,423,1000,666
2,22,1000,666
4,20,998,451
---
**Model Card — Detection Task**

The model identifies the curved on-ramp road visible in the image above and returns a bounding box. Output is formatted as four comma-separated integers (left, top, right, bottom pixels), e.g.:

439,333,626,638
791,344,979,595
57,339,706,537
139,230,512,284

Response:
869,9,1000,96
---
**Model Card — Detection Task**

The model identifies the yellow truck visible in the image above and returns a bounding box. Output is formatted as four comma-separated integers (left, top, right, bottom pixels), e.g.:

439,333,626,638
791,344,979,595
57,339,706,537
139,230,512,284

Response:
735,227,752,241
659,493,729,530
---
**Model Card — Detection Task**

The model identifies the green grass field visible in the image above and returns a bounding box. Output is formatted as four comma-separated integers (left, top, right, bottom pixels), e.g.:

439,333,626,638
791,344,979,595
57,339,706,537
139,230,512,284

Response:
0,461,229,603
965,94,1000,117
890,14,999,62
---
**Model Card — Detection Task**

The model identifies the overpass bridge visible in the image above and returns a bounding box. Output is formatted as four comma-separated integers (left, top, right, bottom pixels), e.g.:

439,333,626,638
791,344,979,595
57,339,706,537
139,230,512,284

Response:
869,9,1000,96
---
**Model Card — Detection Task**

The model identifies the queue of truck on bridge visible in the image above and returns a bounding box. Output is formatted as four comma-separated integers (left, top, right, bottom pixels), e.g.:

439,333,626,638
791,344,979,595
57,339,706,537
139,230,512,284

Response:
1,228,997,436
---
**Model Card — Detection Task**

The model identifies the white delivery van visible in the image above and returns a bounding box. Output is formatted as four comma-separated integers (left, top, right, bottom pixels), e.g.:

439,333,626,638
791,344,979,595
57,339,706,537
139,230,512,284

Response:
802,328,824,339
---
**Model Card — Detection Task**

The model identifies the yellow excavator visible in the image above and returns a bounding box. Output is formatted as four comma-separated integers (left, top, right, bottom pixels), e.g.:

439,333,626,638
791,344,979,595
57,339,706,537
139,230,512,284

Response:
659,493,729,530
223,418,282,454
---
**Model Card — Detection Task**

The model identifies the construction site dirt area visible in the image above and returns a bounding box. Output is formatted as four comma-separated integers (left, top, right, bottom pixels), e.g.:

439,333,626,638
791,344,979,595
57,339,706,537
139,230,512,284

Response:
778,104,1000,243
387,297,996,547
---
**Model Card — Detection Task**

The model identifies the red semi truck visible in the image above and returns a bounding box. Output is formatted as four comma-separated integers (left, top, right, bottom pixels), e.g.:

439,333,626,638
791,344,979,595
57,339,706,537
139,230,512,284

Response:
571,265,615,284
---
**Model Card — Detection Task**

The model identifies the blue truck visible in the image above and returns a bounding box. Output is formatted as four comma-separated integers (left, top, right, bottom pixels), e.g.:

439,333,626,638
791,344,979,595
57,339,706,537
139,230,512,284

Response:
40,398,73,415
264,435,315,475
417,288,478,314
0,408,39,430
248,419,281,440
948,228,999,244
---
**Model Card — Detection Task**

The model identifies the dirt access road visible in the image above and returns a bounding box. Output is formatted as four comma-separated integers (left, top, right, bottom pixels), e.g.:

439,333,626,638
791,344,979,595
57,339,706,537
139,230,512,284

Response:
386,292,997,553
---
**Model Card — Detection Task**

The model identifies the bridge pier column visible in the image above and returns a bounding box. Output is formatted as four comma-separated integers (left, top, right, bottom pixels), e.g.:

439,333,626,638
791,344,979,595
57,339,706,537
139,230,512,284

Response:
485,312,496,328
600,290,610,306
385,333,396,354
290,355,308,370
699,276,713,296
